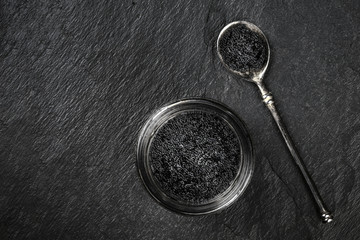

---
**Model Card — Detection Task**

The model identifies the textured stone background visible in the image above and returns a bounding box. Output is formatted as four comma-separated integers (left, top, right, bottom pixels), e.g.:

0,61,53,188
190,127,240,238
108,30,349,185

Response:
0,0,359,239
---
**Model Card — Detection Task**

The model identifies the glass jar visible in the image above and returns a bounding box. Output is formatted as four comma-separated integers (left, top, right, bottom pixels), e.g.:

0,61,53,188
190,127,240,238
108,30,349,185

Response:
136,98,254,215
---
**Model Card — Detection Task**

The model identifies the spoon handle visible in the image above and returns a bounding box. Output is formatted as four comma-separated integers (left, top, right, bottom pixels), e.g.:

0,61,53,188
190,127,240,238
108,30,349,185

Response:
256,82,333,223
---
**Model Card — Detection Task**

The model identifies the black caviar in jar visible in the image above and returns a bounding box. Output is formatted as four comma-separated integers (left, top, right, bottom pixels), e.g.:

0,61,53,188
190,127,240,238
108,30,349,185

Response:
149,111,241,204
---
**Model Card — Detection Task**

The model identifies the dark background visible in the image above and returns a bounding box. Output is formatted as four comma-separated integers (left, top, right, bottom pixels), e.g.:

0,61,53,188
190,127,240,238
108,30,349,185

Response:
1,0,359,239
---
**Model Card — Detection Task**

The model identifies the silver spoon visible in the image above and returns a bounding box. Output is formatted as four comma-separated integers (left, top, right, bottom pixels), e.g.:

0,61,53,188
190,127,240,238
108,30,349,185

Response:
217,21,333,223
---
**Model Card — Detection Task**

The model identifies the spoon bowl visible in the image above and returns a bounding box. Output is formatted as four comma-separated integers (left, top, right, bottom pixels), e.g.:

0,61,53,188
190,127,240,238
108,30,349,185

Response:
217,21,270,82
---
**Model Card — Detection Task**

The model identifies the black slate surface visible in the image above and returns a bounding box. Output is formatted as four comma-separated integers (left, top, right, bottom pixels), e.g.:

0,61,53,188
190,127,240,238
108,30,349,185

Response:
0,1,359,239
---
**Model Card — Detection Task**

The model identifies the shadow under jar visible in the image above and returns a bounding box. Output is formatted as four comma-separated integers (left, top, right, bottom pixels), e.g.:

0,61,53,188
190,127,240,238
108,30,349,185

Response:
136,98,254,215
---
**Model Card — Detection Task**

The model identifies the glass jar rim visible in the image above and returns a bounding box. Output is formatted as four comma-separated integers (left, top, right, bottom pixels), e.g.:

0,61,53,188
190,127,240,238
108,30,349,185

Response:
136,98,254,215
